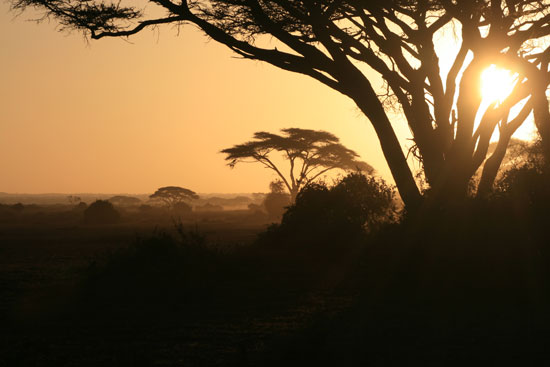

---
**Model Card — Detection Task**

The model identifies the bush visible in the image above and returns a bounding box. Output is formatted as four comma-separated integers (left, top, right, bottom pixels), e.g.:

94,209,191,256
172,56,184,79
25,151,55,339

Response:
259,173,397,250
83,200,120,224
492,138,550,220
496,166,549,202
280,173,396,234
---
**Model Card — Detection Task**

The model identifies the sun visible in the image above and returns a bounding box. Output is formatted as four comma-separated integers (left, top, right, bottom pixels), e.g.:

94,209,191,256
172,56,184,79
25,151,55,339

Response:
479,65,537,141
480,65,516,104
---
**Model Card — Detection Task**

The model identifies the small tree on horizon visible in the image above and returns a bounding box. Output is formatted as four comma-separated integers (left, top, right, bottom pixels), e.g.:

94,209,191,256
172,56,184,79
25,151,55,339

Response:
221,128,374,201
149,186,199,209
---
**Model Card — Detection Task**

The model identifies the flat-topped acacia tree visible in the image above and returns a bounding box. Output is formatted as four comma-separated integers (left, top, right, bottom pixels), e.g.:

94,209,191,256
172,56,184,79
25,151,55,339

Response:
221,128,374,201
10,0,550,208
149,186,199,208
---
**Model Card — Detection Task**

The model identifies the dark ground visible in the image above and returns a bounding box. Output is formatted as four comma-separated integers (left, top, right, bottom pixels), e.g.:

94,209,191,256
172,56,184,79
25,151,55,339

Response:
2,208,550,366
0,215,358,366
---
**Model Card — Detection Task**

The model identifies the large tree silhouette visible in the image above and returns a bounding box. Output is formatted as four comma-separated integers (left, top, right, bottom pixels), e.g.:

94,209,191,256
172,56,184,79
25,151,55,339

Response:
221,128,374,200
11,0,550,208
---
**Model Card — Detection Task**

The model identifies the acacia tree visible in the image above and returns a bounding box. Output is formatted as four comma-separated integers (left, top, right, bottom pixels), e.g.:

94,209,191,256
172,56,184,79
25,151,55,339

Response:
10,0,550,208
221,128,374,200
149,186,199,208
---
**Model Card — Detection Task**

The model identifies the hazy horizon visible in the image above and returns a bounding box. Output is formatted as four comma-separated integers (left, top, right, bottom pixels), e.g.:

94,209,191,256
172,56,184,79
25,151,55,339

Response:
0,191,262,196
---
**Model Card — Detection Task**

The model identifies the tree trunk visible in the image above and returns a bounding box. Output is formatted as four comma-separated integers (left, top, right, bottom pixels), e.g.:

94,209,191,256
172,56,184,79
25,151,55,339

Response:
425,158,472,206
347,81,422,210
289,187,299,203
477,136,510,198
533,87,550,167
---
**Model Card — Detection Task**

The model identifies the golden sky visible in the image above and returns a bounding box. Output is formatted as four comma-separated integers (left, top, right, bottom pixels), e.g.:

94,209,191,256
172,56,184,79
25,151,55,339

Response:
1,3,408,194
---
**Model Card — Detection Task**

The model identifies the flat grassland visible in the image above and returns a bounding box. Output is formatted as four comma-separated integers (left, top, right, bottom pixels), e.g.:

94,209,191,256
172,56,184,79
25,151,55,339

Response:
0,209,357,366
2,205,550,366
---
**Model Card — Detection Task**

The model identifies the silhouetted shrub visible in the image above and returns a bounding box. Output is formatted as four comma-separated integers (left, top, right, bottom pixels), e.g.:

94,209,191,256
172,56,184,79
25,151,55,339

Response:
83,200,120,224
491,138,550,220
279,173,396,236
496,165,549,200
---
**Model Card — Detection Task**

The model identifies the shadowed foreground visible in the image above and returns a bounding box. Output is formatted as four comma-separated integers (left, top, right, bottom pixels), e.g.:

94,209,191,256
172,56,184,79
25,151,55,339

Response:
2,168,550,366
2,201,550,366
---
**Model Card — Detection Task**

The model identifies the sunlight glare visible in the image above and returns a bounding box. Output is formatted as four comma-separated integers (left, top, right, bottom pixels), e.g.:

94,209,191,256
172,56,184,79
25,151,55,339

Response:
481,65,516,104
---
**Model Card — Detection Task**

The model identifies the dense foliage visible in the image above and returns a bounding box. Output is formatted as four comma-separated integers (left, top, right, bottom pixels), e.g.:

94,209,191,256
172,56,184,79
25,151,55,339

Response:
263,173,397,245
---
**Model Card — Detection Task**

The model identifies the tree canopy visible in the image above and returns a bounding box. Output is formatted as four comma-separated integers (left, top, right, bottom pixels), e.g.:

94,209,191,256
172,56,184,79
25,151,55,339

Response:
149,186,199,208
11,0,550,208
221,128,374,200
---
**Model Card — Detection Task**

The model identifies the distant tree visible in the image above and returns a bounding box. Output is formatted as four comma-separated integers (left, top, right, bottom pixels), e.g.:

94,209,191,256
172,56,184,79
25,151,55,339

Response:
222,128,373,201
108,195,142,207
262,180,291,220
149,186,199,209
84,200,120,224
